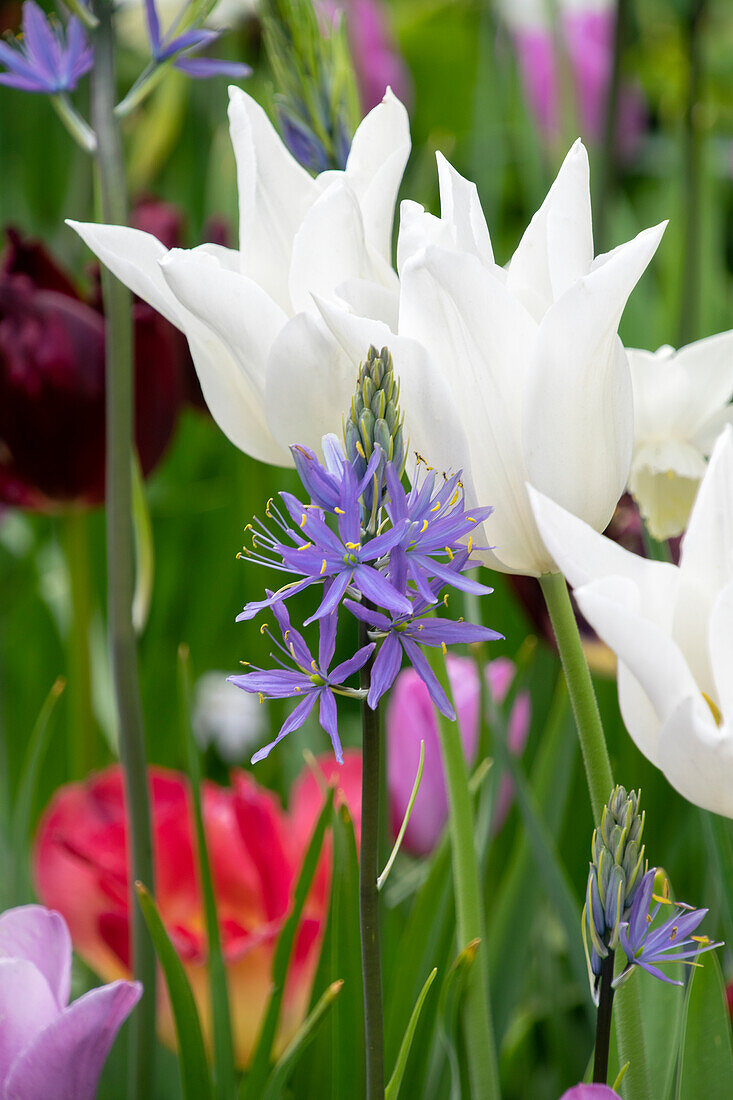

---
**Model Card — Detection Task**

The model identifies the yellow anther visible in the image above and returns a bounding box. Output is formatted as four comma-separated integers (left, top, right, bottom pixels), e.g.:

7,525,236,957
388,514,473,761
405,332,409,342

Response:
691,935,711,945
703,692,723,726
431,501,441,512
418,623,424,630
296,541,313,551
669,926,678,941
344,541,361,550
320,559,327,575
442,593,449,606
300,513,308,528
467,536,473,553
311,660,319,671
259,622,269,635
420,519,429,533
441,641,447,655
445,546,454,560
335,506,345,514
356,441,366,458
258,693,264,704
466,516,476,524
449,491,459,506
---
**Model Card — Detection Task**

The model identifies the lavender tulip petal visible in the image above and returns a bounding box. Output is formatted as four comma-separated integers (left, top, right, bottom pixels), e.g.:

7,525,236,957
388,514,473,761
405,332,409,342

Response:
367,631,402,708
251,693,317,764
0,958,59,1078
318,690,343,764
0,905,71,1009
3,979,142,1100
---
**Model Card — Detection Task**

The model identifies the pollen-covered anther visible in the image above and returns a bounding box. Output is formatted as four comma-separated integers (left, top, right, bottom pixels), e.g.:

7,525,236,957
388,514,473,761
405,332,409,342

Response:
320,559,327,575
259,622,269,635
441,641,447,655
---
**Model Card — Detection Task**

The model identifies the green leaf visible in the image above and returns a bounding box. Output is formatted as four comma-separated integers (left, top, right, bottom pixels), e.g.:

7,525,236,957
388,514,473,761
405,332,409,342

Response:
261,980,343,1100
135,883,213,1100
435,939,481,1100
385,967,437,1100
676,953,733,1100
177,645,235,1100
239,784,335,1100
378,738,424,891
11,677,65,904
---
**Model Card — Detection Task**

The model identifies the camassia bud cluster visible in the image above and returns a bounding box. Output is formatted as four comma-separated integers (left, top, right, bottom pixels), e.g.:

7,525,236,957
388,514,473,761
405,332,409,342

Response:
228,345,502,764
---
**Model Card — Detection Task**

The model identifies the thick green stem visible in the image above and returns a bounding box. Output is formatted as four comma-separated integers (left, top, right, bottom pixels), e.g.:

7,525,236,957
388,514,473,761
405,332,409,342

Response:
539,572,651,1099
64,510,96,779
358,624,385,1100
539,573,612,824
427,648,500,1100
593,951,616,1083
91,5,156,1096
678,0,706,347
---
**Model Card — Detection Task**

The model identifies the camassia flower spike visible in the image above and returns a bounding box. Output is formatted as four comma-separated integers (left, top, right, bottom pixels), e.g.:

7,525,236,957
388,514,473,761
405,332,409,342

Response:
230,345,502,763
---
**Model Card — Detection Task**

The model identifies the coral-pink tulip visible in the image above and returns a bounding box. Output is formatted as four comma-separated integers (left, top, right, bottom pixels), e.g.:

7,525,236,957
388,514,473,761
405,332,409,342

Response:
0,904,140,1100
386,655,531,857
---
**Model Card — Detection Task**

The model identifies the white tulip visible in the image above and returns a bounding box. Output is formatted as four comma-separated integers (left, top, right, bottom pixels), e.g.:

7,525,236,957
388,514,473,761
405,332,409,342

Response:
68,85,410,465
393,140,665,576
627,335,733,540
192,671,266,763
529,425,733,817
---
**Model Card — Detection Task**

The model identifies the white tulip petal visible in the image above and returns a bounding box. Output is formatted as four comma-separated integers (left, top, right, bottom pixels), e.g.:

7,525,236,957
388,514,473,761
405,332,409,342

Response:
436,152,494,265
506,140,593,320
657,696,733,817
672,328,733,435
400,246,547,574
159,251,289,465
629,439,706,540
288,180,381,316
345,88,410,261
335,278,399,331
679,424,733,589
710,580,733,721
524,222,666,534
228,85,319,312
66,221,181,328
265,311,357,454
396,200,453,277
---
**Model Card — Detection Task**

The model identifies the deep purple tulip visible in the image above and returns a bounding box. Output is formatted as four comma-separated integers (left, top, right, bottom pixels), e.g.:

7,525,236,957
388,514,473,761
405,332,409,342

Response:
0,226,185,509
386,654,531,856
0,904,141,1099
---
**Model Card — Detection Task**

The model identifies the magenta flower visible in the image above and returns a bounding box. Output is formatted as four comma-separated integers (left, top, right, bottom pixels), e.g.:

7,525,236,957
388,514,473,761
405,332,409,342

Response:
0,1,92,94
0,904,141,1099
386,655,531,856
559,1086,621,1099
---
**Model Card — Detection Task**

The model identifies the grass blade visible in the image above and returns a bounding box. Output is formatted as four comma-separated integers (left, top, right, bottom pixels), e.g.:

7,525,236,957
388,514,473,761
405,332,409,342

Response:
385,967,437,1100
378,739,424,892
262,980,343,1100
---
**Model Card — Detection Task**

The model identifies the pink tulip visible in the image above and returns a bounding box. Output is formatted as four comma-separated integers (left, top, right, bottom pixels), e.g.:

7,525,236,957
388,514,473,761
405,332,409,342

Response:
0,904,140,1099
560,1086,621,1099
386,655,531,857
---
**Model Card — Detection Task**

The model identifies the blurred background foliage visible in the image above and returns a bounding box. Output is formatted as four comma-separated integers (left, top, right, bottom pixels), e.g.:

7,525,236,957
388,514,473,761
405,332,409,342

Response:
1,1,733,1096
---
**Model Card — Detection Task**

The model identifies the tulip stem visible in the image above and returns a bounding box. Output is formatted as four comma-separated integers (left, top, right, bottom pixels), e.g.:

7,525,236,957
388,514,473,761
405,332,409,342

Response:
90,4,157,1098
358,622,385,1100
593,950,616,1083
539,573,612,824
427,647,500,1100
539,573,652,1100
63,510,96,779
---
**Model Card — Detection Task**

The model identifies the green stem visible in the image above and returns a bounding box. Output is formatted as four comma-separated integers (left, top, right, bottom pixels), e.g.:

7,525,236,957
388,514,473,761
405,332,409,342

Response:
63,510,96,778
358,623,385,1100
593,951,616,1083
91,4,157,1097
427,648,499,1100
539,573,612,824
678,0,706,347
595,0,629,251
539,573,651,1099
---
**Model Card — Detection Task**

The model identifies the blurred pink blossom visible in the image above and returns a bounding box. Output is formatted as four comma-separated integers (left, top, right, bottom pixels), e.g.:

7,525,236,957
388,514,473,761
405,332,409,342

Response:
321,0,411,111
386,654,531,857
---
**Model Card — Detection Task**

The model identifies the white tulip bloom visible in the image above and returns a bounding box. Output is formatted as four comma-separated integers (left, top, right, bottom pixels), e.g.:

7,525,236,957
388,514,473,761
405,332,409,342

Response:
68,85,410,465
530,425,733,817
627,335,733,540
192,671,266,763
393,140,665,576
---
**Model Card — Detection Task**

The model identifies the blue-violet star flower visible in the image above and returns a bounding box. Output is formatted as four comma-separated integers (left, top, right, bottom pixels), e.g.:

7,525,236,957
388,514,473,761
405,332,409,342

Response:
0,1,92,93
228,593,374,764
144,0,251,79
615,869,722,988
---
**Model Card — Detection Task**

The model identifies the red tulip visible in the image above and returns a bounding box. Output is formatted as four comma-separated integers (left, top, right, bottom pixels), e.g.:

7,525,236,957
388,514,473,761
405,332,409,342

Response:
33,755,361,1066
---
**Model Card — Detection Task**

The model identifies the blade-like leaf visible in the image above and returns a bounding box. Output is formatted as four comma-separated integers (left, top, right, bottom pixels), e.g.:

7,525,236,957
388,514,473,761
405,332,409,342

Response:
177,645,235,1100
435,939,481,1100
378,739,424,891
385,967,437,1100
136,882,213,1100
261,980,343,1100
239,784,335,1099
676,953,733,1100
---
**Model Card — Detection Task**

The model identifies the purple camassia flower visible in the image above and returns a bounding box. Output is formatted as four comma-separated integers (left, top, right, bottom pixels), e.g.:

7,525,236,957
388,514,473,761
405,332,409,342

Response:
615,869,721,988
228,596,374,764
0,1,92,93
143,0,251,78
345,555,501,717
0,904,141,1099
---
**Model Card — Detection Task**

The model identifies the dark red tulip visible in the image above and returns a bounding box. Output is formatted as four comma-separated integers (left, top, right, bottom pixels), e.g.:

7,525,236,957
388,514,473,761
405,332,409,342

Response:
0,225,184,509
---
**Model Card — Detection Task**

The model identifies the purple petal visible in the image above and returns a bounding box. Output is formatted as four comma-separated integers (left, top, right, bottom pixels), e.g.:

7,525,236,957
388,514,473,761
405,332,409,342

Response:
360,520,408,562
144,0,161,50
164,27,219,57
628,869,656,946
235,578,317,622
304,569,351,624
342,599,392,631
291,444,340,510
22,2,60,83
0,71,48,91
407,558,439,605
408,618,503,647
330,642,376,684
271,598,313,670
356,445,383,499
385,461,408,522
352,564,412,616
318,606,338,670
4,979,142,1100
402,638,455,719
0,958,59,1079
367,632,403,708
630,958,684,986
0,905,71,1009
414,554,493,595
318,690,343,763
227,669,312,698
251,693,317,764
